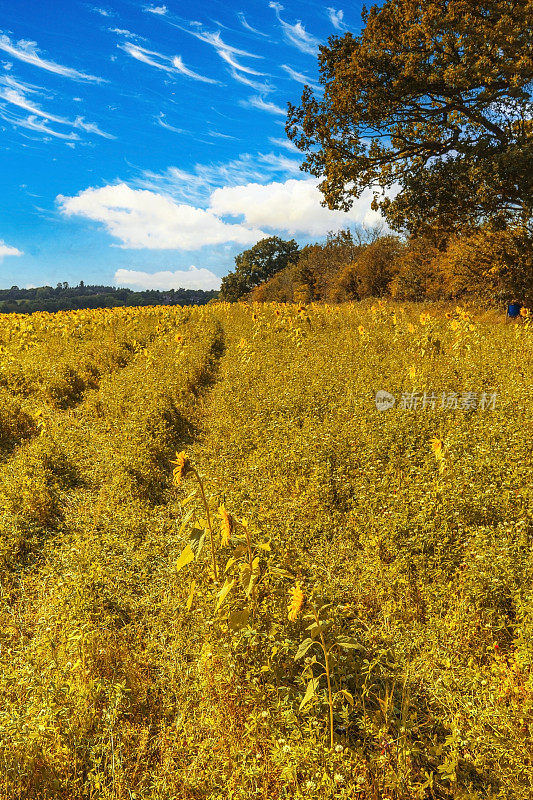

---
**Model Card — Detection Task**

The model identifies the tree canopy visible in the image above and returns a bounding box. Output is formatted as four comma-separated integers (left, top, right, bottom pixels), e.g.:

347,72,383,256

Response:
286,0,533,239
219,237,299,301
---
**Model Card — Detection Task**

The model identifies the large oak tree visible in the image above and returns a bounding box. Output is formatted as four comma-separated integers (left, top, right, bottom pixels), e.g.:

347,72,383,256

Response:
286,0,533,239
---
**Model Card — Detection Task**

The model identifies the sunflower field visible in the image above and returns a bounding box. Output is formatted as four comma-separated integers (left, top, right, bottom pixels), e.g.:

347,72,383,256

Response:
0,301,531,800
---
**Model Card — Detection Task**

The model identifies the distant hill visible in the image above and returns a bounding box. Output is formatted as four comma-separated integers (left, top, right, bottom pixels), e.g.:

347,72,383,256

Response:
0,283,218,314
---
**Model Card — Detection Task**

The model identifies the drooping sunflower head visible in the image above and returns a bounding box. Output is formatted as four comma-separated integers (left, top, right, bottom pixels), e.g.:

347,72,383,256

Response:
287,582,304,622
171,451,192,485
218,503,234,546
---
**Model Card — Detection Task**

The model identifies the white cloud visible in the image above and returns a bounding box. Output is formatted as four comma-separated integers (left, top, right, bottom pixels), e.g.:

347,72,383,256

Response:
0,108,80,139
138,152,300,204
0,34,103,82
257,153,302,174
171,56,219,84
57,183,266,250
236,12,268,37
172,24,268,89
114,266,220,290
327,8,346,30
0,76,115,139
119,42,217,83
145,5,168,14
268,3,321,56
210,177,386,236
269,136,300,152
176,28,263,60
241,95,286,116
0,240,23,259
156,112,187,134
281,64,321,92
110,28,147,42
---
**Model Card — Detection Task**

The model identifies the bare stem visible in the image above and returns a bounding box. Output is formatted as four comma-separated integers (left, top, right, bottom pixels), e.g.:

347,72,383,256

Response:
313,608,334,750
191,467,218,581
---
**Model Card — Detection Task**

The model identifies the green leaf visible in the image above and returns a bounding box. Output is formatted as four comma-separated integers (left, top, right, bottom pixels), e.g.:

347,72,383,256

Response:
224,556,237,573
176,544,194,573
335,637,364,651
241,557,260,597
177,507,195,533
269,566,294,579
337,689,354,706
188,527,206,556
305,623,322,639
299,677,320,711
215,578,235,611
186,580,196,610
181,491,197,507
294,638,319,660
257,539,271,551
228,608,250,631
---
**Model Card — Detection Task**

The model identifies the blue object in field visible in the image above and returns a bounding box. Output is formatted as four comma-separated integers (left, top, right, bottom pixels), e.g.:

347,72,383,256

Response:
507,303,522,318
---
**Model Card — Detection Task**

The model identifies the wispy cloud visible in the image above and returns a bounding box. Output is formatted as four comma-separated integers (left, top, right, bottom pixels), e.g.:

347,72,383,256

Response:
110,28,147,42
268,3,321,56
209,130,238,140
145,5,168,14
119,42,218,83
156,112,187,134
258,153,302,174
281,64,321,92
172,56,219,84
137,152,302,205
236,12,268,37
0,108,80,140
74,116,115,138
115,266,220,290
0,74,115,139
327,8,346,30
170,23,270,90
0,239,23,259
241,95,286,116
93,7,114,17
0,34,103,82
269,136,300,153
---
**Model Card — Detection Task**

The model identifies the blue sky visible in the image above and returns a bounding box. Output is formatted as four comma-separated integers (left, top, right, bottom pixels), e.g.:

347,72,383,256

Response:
0,0,381,290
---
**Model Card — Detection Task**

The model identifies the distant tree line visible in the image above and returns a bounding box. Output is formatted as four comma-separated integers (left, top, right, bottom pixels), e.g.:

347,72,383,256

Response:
0,283,218,314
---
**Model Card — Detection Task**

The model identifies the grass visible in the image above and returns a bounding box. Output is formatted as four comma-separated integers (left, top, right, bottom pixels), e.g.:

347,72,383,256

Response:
0,300,531,799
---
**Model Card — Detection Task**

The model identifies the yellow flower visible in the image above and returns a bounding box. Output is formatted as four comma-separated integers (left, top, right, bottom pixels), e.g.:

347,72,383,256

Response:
288,582,304,621
520,307,530,317
170,451,192,485
430,438,445,473
358,325,365,335
409,365,416,380
218,503,234,546
430,438,443,455
450,319,459,331
407,323,415,333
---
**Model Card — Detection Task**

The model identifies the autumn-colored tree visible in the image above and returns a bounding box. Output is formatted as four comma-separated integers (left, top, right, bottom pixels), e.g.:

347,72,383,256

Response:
287,0,533,238
219,237,299,302
437,224,533,302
